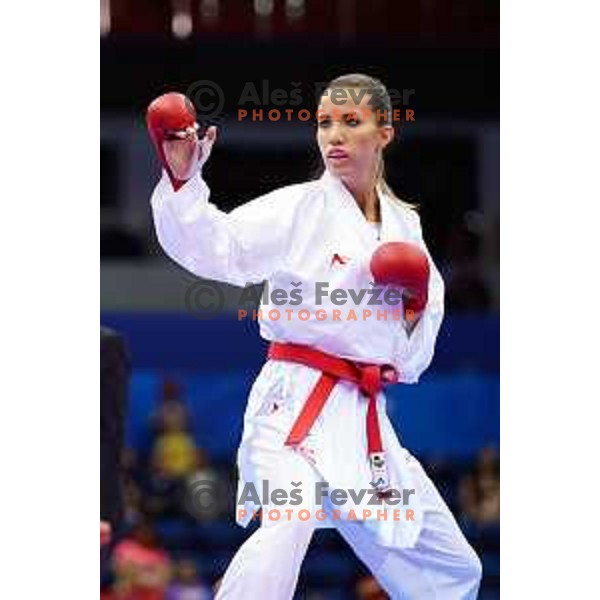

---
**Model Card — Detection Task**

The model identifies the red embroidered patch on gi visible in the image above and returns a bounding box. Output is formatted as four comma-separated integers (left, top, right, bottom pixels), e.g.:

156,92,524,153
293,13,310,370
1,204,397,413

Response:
330,253,350,267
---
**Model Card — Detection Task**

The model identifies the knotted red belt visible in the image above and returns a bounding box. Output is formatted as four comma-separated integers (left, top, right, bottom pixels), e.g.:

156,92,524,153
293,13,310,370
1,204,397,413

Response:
267,342,398,492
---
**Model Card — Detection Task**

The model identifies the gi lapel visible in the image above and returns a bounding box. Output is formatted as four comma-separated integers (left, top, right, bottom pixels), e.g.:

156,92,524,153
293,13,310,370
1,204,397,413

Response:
320,170,382,252
377,185,417,244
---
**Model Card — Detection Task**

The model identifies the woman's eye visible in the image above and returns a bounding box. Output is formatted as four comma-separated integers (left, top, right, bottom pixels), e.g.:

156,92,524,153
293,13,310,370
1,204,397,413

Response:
344,115,360,126
317,118,331,128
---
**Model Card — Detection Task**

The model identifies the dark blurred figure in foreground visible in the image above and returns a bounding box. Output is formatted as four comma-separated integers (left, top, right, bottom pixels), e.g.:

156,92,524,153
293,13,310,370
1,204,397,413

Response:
101,327,131,537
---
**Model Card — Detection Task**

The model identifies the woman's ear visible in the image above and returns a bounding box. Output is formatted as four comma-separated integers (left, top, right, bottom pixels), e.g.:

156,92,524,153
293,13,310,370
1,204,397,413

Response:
379,125,395,150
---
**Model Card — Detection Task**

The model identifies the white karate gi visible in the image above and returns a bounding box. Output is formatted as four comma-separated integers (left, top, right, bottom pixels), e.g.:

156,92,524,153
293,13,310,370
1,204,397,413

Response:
151,169,482,599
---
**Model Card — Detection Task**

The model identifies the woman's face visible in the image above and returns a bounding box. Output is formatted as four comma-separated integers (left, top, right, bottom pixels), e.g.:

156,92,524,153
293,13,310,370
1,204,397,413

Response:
317,88,393,184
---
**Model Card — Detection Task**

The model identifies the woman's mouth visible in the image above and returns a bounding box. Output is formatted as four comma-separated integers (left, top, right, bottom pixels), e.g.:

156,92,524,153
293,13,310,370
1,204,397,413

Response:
327,148,350,161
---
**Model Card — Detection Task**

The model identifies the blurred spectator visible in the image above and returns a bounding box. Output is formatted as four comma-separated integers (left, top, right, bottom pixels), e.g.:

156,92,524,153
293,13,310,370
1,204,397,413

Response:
160,378,185,402
156,377,187,410
356,575,388,600
123,447,140,476
101,521,112,546
149,377,191,438
459,446,500,527
146,400,222,519
152,402,199,479
112,520,172,600
144,414,190,518
166,559,213,600
123,478,144,525
144,461,183,518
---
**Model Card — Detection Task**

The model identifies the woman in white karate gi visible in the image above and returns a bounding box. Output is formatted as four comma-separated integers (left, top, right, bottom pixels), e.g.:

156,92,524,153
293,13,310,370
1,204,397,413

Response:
148,74,482,599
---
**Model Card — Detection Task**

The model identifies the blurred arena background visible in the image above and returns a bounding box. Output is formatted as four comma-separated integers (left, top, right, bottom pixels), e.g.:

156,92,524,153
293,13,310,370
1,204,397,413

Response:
100,1,499,598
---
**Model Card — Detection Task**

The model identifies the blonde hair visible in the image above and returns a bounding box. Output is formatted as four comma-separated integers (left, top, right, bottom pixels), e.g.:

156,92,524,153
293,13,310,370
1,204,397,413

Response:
323,73,417,211
374,151,417,211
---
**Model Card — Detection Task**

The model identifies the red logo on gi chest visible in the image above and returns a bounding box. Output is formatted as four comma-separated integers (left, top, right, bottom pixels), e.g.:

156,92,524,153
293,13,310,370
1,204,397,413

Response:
330,253,350,267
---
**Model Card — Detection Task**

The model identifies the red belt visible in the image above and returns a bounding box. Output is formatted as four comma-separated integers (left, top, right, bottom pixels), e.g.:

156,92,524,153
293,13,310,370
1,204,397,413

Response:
268,342,398,491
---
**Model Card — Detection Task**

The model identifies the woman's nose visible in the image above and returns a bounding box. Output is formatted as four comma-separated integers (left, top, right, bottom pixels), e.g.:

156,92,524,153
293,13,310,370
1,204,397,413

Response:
329,122,346,144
